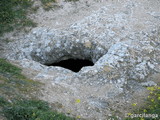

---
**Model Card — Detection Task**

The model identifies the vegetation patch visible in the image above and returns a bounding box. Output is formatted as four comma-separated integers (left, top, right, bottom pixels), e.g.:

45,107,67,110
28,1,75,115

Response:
0,58,41,101
40,0,64,11
40,0,56,11
65,0,79,2
0,98,75,120
0,58,75,120
0,0,37,36
125,85,160,120
0,0,81,36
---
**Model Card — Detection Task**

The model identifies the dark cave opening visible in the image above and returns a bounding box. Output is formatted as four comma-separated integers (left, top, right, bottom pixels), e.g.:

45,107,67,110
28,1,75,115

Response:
47,58,94,72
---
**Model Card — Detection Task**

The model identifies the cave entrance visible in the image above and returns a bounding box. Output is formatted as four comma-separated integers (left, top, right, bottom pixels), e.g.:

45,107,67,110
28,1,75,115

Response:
47,58,94,72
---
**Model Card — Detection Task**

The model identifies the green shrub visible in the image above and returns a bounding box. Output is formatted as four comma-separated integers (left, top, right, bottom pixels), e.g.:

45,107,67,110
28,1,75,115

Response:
40,0,56,11
0,0,36,36
2,99,75,120
40,0,56,5
125,86,160,120
0,58,40,97
65,0,79,2
0,58,22,76
0,59,75,120
0,96,8,107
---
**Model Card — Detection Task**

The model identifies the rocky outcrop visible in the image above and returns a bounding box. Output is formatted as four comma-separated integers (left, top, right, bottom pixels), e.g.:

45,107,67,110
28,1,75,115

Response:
3,0,160,119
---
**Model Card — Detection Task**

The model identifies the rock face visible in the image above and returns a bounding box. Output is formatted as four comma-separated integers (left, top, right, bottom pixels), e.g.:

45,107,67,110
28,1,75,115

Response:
3,0,160,119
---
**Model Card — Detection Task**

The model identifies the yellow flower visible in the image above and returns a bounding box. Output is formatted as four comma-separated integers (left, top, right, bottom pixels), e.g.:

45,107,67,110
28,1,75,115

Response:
157,86,160,89
132,103,137,106
76,115,81,119
151,99,154,102
46,2,52,7
75,99,81,103
67,110,72,114
35,118,41,120
147,87,155,91
32,113,36,116
127,113,132,116
150,91,153,94
143,109,147,112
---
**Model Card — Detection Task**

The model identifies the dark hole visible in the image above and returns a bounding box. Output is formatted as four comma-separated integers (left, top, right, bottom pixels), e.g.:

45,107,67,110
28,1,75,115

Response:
47,58,94,72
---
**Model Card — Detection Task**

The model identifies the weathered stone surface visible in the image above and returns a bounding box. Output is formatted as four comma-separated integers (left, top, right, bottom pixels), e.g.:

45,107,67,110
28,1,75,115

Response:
2,0,160,119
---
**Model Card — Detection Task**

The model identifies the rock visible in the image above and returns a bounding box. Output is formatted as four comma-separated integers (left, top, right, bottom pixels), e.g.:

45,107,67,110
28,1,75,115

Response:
88,98,109,109
2,0,160,119
141,81,157,87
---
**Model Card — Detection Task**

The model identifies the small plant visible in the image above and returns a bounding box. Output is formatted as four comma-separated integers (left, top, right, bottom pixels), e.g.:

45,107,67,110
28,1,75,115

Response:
0,58,40,98
0,59,75,120
40,0,56,11
1,98,75,120
125,85,160,120
0,58,22,76
65,0,79,2
0,96,8,107
0,0,36,36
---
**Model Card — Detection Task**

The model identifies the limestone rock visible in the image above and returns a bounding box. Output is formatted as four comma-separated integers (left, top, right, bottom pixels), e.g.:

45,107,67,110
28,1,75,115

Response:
2,0,160,119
